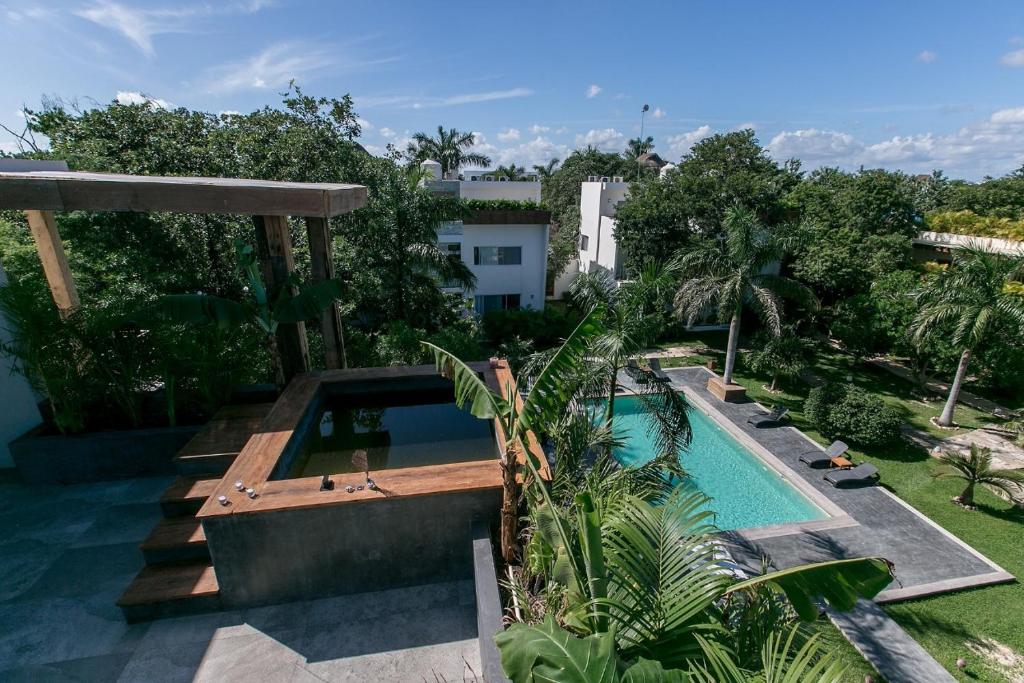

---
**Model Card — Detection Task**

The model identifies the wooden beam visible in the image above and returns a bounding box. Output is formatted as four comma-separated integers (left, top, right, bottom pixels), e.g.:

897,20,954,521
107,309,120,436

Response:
253,215,309,383
0,171,367,218
24,210,79,317
304,217,346,369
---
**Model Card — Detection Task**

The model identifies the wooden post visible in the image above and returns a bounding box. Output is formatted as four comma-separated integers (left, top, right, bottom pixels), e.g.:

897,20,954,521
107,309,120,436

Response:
253,215,310,383
304,217,346,369
24,210,80,318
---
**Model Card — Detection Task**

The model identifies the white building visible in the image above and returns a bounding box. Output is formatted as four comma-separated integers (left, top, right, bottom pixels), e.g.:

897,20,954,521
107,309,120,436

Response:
578,175,631,280
421,161,549,314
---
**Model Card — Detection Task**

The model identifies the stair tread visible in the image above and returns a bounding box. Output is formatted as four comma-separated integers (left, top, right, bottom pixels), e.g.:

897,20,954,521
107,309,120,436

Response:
160,475,220,504
118,562,219,606
175,403,273,461
141,517,206,550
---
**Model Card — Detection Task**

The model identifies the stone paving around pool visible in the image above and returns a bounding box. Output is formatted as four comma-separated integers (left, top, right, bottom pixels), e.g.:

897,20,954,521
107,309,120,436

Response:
0,472,482,682
645,367,1014,601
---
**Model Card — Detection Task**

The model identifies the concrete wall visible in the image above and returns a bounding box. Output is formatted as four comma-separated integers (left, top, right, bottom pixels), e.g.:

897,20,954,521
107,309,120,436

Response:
439,223,549,311
0,263,42,467
204,488,501,608
550,257,579,299
457,180,541,203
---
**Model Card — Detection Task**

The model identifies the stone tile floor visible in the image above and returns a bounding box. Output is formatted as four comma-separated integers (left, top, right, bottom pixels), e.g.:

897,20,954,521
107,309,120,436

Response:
0,472,482,682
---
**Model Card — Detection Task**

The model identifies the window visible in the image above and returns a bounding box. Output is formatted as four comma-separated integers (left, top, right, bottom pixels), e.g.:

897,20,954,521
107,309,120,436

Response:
474,294,521,314
439,242,462,287
580,235,590,251
473,246,522,265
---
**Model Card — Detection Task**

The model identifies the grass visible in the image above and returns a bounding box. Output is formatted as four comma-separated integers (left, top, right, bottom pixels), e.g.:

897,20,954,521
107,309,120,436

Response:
658,331,1024,682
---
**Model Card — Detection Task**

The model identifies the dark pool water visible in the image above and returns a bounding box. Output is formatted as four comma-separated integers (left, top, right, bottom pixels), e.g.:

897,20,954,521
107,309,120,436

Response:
283,393,497,478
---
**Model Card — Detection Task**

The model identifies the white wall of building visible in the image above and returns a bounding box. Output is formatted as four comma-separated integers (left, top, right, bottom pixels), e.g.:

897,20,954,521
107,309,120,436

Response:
579,180,631,277
0,263,42,467
438,223,549,312
454,180,541,203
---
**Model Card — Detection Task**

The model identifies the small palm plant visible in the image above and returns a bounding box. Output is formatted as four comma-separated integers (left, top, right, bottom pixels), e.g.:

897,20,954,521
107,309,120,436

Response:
145,240,345,387
674,206,816,387
934,443,1024,507
913,245,1024,426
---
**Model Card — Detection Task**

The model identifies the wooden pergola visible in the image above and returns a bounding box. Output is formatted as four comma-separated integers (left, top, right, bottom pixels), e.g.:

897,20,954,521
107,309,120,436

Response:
0,170,368,380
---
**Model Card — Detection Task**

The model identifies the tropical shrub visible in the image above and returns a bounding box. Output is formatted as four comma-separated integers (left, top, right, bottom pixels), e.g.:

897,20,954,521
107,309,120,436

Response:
744,328,814,391
925,210,1024,241
461,198,544,211
933,443,1024,507
805,384,902,446
482,305,581,350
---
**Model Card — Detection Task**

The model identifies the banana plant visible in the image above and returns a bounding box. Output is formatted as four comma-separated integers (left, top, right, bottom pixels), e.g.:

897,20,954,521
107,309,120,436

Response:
421,305,605,563
144,240,345,386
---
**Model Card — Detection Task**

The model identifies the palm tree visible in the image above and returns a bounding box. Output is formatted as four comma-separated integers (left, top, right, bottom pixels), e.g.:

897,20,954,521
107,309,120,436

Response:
913,245,1024,426
405,126,491,178
934,443,1024,507
422,307,605,563
494,163,526,181
674,206,816,387
569,264,689,455
624,135,654,159
532,157,560,181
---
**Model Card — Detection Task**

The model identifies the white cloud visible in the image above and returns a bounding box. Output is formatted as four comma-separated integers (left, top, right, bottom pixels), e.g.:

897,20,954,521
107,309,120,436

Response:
203,42,336,94
75,1,273,57
1001,49,1024,67
734,121,758,131
575,128,624,151
362,88,532,109
1011,36,1024,46
492,136,570,168
379,127,396,138
916,50,938,63
666,125,714,158
115,90,172,108
433,88,533,107
764,106,1024,178
585,84,602,99
651,107,666,119
529,124,550,134
767,128,861,162
356,117,373,131
497,128,521,142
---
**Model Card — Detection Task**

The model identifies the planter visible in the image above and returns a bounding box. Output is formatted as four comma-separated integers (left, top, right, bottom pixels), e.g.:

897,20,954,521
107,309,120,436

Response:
9,423,203,485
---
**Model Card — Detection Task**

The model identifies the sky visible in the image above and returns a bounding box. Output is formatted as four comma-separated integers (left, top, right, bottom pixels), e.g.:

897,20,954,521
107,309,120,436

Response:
2,1,1024,180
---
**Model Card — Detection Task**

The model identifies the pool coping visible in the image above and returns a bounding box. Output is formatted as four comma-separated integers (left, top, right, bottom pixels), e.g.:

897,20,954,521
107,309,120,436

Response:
663,366,1015,603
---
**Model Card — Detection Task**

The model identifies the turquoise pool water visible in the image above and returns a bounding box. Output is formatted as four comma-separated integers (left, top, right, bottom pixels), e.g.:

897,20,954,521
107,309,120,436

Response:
611,396,826,530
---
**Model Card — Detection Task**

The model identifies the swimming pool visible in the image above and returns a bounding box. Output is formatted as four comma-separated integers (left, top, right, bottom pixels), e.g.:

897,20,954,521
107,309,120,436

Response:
611,395,826,530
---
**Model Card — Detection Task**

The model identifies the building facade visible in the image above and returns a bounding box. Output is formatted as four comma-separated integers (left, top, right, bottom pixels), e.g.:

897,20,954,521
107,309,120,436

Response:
578,176,630,280
423,162,550,314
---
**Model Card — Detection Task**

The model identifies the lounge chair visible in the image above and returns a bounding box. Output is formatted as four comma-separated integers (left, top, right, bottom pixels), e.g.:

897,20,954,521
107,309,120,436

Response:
625,358,647,383
824,463,880,488
647,358,672,384
746,405,789,427
799,440,849,468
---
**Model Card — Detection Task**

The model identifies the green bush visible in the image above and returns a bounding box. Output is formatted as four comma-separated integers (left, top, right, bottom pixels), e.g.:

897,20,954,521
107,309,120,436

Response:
460,198,545,212
804,383,902,447
482,306,581,350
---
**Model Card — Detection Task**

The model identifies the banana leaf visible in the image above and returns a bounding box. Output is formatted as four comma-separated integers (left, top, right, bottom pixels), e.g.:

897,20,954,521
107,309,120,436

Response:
722,557,894,621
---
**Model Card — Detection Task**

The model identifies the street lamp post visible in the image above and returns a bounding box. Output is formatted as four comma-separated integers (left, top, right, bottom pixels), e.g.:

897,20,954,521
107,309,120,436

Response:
638,104,649,181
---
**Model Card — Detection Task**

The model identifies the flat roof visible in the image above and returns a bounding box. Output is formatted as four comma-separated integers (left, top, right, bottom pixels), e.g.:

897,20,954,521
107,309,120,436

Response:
0,170,368,218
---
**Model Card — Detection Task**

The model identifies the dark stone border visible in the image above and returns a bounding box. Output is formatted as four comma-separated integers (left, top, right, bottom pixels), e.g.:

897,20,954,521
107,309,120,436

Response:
472,522,509,683
9,424,201,484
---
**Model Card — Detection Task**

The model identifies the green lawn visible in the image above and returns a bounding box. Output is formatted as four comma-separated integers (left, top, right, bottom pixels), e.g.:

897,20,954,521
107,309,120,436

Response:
659,332,1024,682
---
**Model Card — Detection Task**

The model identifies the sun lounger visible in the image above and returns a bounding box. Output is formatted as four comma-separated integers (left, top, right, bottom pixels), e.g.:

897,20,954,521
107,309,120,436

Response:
799,440,849,468
824,463,880,488
625,358,647,383
746,405,789,427
647,358,672,383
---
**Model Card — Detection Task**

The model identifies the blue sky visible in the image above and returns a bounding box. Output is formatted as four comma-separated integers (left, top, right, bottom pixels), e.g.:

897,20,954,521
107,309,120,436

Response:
2,1,1024,179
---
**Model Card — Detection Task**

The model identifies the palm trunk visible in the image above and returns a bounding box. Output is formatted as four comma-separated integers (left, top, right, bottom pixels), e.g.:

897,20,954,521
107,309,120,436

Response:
938,348,971,427
266,333,286,388
769,374,779,392
723,310,741,385
500,447,520,564
604,355,619,431
958,481,975,507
